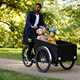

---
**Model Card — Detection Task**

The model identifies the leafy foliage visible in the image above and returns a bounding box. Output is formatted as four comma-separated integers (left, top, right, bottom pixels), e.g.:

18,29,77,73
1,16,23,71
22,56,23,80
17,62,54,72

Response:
0,0,80,48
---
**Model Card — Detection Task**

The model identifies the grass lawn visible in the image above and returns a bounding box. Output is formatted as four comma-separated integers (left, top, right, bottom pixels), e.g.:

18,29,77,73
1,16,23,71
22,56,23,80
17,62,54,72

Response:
0,48,80,64
0,48,22,60
0,69,61,80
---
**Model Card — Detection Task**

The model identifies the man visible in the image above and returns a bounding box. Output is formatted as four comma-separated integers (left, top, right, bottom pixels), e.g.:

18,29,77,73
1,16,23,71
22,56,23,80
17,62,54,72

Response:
23,3,46,59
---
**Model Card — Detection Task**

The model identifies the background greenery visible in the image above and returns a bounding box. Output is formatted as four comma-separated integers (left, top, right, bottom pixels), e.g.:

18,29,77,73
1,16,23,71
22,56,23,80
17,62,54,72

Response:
0,1,79,79
0,0,80,48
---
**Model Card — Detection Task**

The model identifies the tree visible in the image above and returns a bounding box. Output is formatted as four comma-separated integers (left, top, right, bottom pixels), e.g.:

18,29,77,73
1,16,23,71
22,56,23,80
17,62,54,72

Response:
0,0,45,48
0,0,80,48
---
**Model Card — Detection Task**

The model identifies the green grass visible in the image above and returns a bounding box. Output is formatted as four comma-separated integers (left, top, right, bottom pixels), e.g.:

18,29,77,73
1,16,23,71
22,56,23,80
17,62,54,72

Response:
0,48,22,60
0,69,61,80
0,48,80,64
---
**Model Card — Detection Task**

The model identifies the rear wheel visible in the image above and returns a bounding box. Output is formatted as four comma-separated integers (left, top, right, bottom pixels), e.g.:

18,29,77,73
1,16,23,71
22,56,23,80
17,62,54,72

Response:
36,46,52,72
22,47,33,67
59,60,75,70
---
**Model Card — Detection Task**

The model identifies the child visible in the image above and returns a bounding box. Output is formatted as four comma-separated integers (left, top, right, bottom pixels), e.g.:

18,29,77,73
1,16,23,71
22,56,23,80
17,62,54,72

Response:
48,27,56,44
36,28,47,42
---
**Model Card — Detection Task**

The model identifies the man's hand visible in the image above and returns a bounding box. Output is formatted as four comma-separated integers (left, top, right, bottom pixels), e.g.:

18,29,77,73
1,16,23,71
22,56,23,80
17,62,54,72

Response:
31,26,37,29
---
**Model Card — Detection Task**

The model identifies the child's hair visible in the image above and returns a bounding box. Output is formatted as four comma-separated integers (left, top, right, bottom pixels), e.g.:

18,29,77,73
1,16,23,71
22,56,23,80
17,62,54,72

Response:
36,28,43,35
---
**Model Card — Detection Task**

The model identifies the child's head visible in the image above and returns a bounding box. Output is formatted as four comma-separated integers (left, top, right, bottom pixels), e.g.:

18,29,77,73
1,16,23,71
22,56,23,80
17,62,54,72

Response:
39,26,46,33
36,28,43,35
49,27,56,37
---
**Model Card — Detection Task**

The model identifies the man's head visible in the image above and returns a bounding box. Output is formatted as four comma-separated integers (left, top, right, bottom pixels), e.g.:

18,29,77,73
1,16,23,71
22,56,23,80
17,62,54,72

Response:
34,3,42,13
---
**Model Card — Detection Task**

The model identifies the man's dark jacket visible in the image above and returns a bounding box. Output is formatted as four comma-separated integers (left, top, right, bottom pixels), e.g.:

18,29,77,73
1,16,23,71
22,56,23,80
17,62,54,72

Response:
23,11,46,44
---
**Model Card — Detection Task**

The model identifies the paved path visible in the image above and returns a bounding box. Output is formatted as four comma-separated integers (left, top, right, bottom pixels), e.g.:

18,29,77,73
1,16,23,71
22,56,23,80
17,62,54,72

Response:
0,58,80,80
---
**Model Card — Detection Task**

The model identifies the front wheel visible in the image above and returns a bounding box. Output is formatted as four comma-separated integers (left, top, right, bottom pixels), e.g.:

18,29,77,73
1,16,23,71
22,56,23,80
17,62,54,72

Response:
36,46,52,73
59,60,75,70
22,47,33,67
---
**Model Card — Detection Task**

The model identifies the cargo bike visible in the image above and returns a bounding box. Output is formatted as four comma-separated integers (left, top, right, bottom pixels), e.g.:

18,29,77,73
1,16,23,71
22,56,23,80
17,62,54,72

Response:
22,37,77,72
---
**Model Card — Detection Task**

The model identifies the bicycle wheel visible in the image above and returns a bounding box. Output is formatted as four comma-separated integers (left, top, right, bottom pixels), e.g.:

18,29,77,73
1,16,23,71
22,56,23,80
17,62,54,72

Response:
59,60,75,70
22,47,33,67
36,46,52,72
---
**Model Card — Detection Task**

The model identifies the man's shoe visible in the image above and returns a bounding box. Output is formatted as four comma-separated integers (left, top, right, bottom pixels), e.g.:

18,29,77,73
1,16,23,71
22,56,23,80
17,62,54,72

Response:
32,58,36,63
